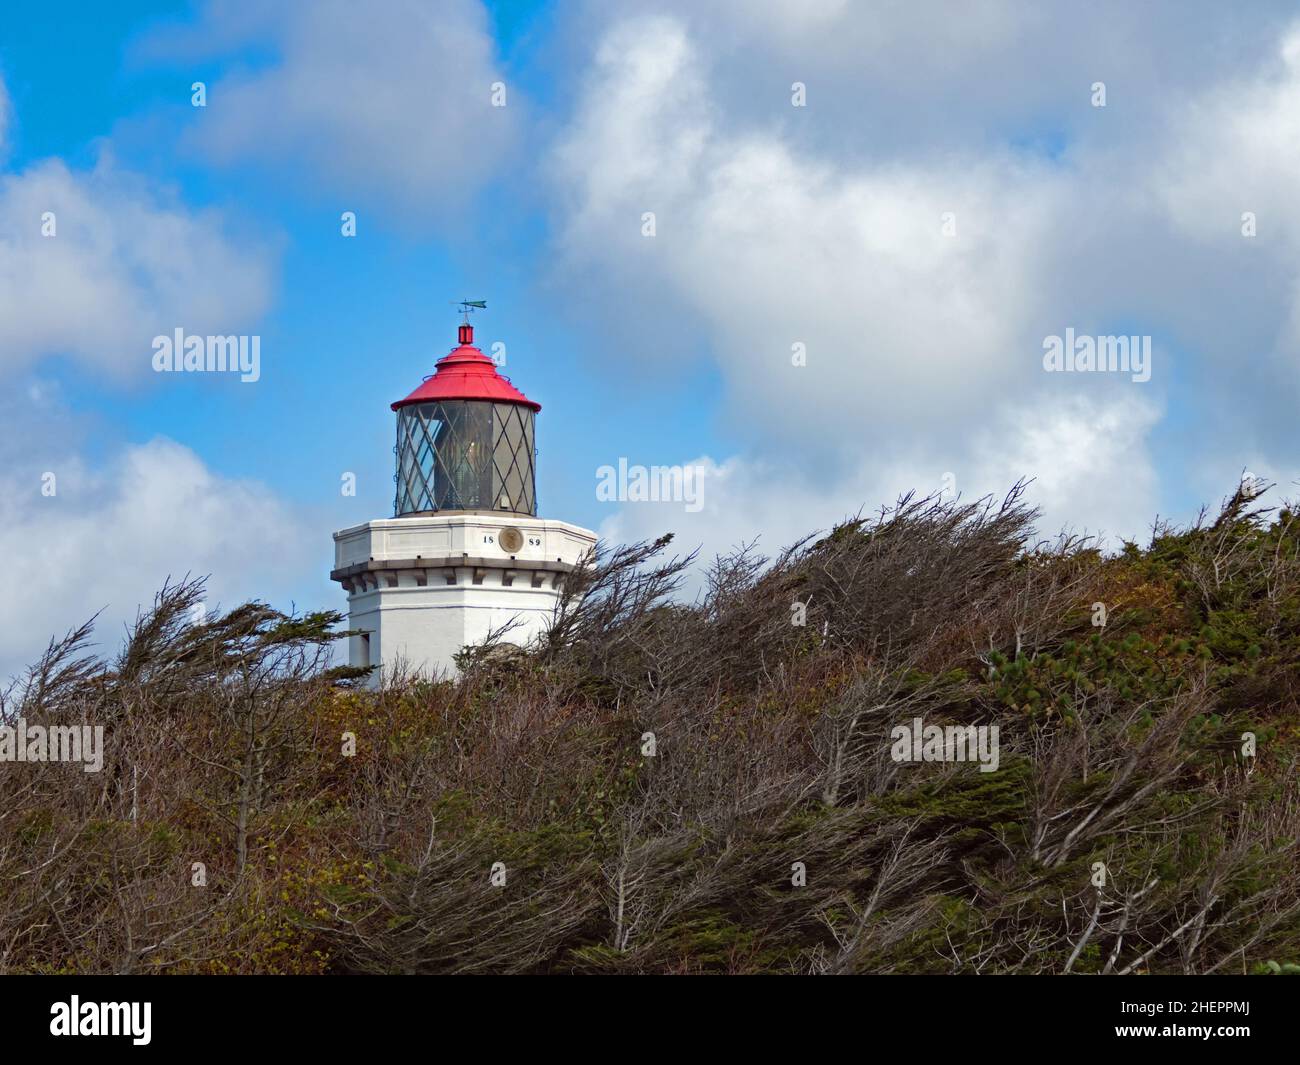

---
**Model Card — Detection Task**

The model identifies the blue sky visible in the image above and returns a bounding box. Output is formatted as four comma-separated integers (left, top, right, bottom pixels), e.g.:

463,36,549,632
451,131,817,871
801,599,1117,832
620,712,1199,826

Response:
1,0,1298,673
0,0,720,519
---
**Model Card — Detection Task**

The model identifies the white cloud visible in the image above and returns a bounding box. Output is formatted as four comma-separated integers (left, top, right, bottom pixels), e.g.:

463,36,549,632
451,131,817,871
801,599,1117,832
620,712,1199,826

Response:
558,1,1295,163
0,153,274,379
599,393,1160,592
1149,23,1300,416
0,68,302,673
551,15,1064,455
0,432,309,679
552,11,1300,554
965,394,1162,543
1159,27,1300,246
147,0,516,221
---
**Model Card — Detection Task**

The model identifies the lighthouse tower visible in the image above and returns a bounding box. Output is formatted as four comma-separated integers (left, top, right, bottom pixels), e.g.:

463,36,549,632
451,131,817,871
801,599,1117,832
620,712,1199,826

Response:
330,310,596,683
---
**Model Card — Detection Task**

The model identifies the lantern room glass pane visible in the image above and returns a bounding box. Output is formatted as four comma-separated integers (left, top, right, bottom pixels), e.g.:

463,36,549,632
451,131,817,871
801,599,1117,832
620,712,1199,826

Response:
395,400,536,516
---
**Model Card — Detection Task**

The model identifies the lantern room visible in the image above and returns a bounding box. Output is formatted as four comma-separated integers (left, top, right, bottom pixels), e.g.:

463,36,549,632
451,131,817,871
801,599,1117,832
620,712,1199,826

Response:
391,320,541,517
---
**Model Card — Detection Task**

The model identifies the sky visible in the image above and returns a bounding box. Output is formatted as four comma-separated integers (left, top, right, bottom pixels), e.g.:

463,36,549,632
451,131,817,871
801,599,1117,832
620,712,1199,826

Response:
1,0,1298,676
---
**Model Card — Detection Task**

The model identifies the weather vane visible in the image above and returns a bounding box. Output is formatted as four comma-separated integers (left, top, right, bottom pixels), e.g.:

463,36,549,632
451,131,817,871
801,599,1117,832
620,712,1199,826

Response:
455,299,487,323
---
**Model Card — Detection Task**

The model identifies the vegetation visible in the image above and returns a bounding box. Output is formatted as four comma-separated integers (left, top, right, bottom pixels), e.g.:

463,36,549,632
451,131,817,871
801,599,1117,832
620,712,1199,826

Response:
1,481,1297,974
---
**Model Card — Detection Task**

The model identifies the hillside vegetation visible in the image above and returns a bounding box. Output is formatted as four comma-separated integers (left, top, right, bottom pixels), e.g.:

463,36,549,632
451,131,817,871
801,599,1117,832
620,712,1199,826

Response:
1,482,1298,974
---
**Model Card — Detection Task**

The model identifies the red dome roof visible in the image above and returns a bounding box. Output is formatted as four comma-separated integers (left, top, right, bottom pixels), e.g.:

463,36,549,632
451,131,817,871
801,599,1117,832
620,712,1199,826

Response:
391,325,541,412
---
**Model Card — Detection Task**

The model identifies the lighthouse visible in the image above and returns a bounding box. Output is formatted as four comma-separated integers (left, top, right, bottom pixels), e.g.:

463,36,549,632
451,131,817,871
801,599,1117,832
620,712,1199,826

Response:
330,307,597,683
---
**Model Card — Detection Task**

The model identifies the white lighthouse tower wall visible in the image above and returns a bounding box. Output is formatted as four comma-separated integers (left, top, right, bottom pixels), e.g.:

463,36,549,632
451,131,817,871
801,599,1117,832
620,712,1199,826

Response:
332,512,596,684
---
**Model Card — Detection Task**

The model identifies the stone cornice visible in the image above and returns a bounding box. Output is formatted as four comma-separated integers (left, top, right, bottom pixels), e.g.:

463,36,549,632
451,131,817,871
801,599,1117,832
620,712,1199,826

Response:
329,553,580,586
